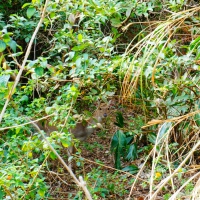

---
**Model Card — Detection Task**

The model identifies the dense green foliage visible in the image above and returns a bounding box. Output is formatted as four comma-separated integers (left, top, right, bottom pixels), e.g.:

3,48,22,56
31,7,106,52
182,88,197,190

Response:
0,0,200,199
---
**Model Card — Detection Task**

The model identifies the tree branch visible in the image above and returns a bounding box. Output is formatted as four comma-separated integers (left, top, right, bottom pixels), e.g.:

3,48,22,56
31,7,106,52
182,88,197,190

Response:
0,0,49,123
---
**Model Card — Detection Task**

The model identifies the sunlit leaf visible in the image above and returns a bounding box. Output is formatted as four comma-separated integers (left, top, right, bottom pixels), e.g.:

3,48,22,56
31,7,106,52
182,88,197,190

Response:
122,165,138,174
8,40,17,52
0,40,6,52
27,7,36,18
35,67,44,76
78,34,83,42
0,75,10,87
3,34,11,43
126,143,137,161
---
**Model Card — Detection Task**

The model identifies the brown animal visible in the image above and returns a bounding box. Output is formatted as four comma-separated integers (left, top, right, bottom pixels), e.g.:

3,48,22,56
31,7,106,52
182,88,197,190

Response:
34,101,111,167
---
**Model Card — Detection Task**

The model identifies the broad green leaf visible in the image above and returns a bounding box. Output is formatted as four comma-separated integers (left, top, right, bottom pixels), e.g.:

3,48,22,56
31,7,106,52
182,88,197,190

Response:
0,75,10,87
75,57,82,67
8,40,17,52
0,188,5,199
22,143,31,151
28,60,37,67
91,89,97,94
20,95,29,102
111,130,127,168
72,43,89,51
78,34,83,42
194,113,200,126
25,37,30,43
49,152,57,160
122,165,138,174
50,12,55,19
5,82,16,98
126,144,137,161
0,53,4,65
111,18,121,27
126,135,134,144
110,130,126,152
190,36,200,51
22,3,31,8
148,133,156,144
114,112,124,128
8,52,23,57
0,40,6,52
83,53,88,60
45,107,52,114
27,7,36,19
35,67,44,76
15,127,21,134
3,34,11,43
61,139,70,148
114,146,121,169
126,7,132,17
38,189,45,197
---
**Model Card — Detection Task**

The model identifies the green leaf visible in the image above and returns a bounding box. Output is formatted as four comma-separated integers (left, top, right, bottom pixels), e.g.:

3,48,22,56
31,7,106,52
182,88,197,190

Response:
148,133,156,144
114,146,121,169
110,130,126,152
78,34,83,42
3,34,11,43
114,112,124,128
91,89,97,94
35,67,44,76
20,95,29,102
8,52,23,57
27,7,36,19
50,12,55,19
190,36,200,51
5,82,16,98
0,40,6,52
72,43,89,51
0,187,5,199
61,139,70,148
111,18,121,27
49,152,57,160
25,37,30,43
111,130,127,169
0,75,10,87
126,144,137,161
45,107,52,114
194,113,200,126
38,189,45,197
22,2,31,8
8,40,17,52
122,165,138,174
75,57,82,67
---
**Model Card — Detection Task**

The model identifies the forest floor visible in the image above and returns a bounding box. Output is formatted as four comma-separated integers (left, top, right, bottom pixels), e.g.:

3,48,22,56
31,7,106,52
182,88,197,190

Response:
44,105,196,200
44,105,154,200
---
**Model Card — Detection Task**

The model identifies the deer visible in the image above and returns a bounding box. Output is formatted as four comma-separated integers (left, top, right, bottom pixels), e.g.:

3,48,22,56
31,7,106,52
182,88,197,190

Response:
33,100,112,169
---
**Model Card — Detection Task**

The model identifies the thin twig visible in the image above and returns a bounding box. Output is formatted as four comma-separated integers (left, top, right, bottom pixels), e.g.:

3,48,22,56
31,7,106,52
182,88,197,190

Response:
0,0,49,123
0,114,55,131
30,119,93,200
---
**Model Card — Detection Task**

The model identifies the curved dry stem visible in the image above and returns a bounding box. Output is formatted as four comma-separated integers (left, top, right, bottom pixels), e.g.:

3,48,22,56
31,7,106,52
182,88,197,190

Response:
150,140,200,199
120,7,200,102
169,172,200,200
